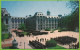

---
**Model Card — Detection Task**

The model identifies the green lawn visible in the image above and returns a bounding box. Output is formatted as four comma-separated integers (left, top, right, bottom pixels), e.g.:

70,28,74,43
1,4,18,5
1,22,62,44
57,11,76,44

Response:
3,46,19,49
48,45,66,49
2,33,11,41
3,47,10,49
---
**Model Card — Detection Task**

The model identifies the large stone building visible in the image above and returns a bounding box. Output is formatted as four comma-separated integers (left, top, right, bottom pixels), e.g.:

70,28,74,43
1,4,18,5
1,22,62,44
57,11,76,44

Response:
36,12,59,30
1,8,61,32
1,8,11,32
11,17,26,29
26,11,61,31
1,8,26,32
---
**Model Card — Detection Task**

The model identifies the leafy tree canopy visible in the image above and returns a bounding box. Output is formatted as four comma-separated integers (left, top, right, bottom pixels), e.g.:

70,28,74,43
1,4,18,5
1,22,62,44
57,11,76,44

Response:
18,23,27,31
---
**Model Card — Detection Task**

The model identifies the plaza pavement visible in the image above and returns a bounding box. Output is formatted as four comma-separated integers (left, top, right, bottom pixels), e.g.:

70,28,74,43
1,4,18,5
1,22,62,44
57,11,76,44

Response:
11,30,79,49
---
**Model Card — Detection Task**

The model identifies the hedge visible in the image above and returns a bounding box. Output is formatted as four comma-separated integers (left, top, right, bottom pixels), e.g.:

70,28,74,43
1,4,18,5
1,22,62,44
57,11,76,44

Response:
46,39,57,47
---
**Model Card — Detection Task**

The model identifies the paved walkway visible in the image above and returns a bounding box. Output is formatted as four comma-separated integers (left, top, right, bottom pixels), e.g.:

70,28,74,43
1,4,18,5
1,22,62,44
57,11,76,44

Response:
11,30,79,49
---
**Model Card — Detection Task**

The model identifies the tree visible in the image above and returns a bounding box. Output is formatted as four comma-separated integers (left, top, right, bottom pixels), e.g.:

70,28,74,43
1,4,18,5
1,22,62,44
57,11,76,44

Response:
26,16,36,31
1,23,8,32
67,1,79,11
66,1,79,31
18,23,27,31
58,1,79,31
46,39,57,47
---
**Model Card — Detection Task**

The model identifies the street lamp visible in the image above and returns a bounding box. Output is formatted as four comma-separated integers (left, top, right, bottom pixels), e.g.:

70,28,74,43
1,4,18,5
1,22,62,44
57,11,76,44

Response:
24,42,25,49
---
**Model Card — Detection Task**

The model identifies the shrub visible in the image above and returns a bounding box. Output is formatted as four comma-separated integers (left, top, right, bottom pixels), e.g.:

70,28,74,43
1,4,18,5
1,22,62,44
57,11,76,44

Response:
1,33,12,41
58,27,62,32
46,39,57,47
58,27,68,32
22,32,28,35
45,28,50,31
62,28,68,31
51,29,57,33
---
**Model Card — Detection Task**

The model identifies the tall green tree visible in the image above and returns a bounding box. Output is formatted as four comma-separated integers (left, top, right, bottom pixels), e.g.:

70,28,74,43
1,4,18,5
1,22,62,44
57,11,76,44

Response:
18,23,27,31
58,1,79,31
67,1,79,30
1,23,8,32
67,1,79,11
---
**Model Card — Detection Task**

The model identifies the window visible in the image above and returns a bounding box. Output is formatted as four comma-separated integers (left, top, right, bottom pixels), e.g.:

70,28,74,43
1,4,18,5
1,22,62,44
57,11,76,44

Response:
52,27,53,28
6,18,8,24
17,19,19,23
22,19,24,23
55,20,56,23
40,16,42,18
21,19,22,23
38,21,39,24
15,18,18,23
2,18,3,23
38,14,39,15
16,27,17,29
41,19,42,21
46,24,48,26
40,14,41,15
12,18,14,23
15,24,17,26
1,13,3,16
24,21,25,23
41,28,42,30
55,27,56,28
5,14,8,16
18,19,21,23
24,18,25,23
12,25,14,26
49,20,50,23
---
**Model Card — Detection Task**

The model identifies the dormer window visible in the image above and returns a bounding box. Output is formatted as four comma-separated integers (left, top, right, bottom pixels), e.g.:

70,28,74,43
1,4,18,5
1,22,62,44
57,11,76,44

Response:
40,14,41,15
5,14,8,16
38,14,39,15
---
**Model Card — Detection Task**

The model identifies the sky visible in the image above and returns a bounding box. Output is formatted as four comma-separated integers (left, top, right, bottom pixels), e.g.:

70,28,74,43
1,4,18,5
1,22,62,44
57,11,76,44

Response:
1,1,72,17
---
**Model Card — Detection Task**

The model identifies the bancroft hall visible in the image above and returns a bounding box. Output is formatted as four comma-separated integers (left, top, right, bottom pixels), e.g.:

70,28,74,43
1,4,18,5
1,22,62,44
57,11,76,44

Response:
1,8,63,32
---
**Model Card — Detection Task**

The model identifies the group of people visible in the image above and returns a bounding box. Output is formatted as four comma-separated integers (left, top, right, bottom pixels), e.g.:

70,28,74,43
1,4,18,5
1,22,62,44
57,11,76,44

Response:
53,36,77,45
29,40,46,49
69,42,79,49
35,37,49,42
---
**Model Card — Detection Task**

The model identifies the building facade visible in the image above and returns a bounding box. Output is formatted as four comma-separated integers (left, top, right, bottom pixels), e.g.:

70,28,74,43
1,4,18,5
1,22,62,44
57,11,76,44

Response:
1,8,11,32
1,8,26,32
11,17,26,29
35,12,59,30
1,8,61,32
26,11,61,31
